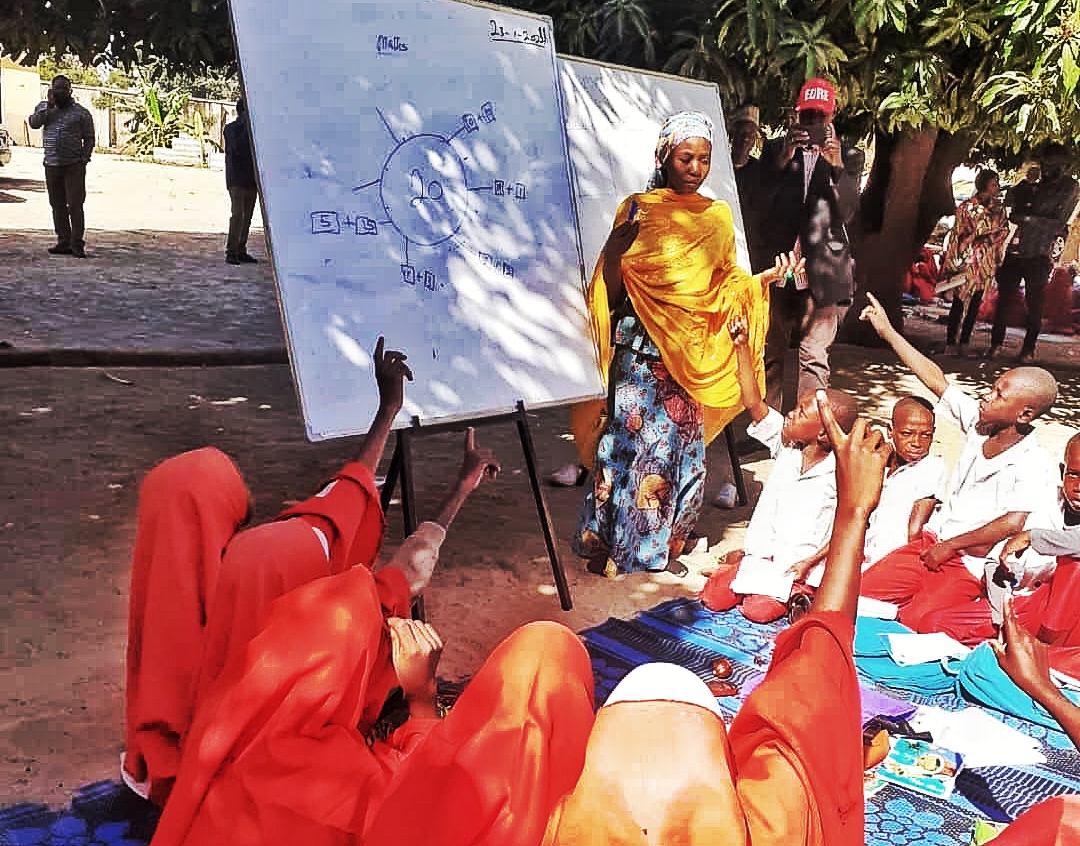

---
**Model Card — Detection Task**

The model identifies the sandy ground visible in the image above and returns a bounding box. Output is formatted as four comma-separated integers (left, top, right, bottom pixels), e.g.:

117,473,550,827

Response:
3,145,1080,807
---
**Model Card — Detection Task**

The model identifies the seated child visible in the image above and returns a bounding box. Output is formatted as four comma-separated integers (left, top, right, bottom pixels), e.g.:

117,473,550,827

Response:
941,432,1080,654
862,395,946,568
857,293,1058,644
701,316,857,623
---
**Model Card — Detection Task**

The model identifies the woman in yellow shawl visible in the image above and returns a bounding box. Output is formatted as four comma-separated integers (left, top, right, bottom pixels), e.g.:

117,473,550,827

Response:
573,111,796,577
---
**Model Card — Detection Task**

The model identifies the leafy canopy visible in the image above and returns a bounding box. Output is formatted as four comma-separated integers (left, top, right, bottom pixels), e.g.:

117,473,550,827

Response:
518,0,1080,150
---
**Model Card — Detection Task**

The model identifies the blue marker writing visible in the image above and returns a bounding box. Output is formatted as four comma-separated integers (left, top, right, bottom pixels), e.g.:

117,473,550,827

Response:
628,200,639,222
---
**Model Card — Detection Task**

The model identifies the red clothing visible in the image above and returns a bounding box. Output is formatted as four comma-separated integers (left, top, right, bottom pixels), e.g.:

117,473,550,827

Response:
363,622,595,846
700,549,806,623
864,538,1080,649
151,560,594,846
123,448,251,806
195,460,384,695
544,612,863,846
993,796,1080,845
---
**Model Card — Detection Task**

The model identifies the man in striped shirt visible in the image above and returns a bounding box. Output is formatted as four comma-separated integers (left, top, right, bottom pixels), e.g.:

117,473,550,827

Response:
28,75,95,258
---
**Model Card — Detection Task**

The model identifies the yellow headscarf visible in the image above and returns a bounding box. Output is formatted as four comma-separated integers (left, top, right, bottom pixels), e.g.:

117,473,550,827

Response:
584,190,769,446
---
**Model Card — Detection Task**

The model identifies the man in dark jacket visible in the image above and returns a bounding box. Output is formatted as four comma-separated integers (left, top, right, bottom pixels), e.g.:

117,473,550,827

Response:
28,75,95,258
757,78,855,411
224,98,260,265
986,143,1079,362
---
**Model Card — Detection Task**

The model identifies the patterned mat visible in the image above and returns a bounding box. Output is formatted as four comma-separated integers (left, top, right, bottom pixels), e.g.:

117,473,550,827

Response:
581,598,1080,845
4,598,1079,845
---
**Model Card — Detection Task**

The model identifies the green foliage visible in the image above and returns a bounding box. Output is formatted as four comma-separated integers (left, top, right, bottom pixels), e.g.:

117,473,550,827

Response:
36,52,100,86
121,81,195,156
509,0,1080,153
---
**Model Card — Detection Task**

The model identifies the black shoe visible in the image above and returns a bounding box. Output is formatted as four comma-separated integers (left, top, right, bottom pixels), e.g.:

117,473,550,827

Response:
70,245,86,258
238,252,259,263
225,253,241,265
48,244,72,255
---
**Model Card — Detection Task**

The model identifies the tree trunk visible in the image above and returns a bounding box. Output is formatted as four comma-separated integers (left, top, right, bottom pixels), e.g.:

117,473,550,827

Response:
840,127,971,345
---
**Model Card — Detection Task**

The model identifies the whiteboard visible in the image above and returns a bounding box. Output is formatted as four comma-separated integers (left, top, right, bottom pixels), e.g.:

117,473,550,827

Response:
230,0,602,440
557,56,749,276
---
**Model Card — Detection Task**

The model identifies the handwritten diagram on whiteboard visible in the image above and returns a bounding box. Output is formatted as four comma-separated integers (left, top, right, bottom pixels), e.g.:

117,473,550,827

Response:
557,56,748,276
231,0,601,440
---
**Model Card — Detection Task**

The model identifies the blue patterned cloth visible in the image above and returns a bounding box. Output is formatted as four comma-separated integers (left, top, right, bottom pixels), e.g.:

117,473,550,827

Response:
580,598,1080,844
573,316,705,573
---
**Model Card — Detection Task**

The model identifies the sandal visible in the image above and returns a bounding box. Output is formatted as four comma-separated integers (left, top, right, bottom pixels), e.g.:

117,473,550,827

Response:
664,559,689,578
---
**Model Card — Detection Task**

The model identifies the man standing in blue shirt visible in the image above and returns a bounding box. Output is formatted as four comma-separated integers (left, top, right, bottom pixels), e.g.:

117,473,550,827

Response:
28,75,95,258
223,98,260,265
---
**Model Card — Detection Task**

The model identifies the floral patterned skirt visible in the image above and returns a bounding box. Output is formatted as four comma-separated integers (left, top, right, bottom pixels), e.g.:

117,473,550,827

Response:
573,345,705,574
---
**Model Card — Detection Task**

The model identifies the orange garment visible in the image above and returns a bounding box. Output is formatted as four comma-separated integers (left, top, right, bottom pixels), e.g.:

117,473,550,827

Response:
991,796,1080,845
543,611,863,846
578,190,768,449
123,448,251,807
362,622,595,846
195,460,384,695
151,561,594,846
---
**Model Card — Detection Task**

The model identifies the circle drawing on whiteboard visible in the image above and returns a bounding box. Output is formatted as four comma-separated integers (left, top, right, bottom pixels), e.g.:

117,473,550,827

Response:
380,134,468,246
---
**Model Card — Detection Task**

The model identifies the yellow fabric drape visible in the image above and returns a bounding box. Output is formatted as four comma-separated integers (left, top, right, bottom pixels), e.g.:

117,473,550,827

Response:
575,189,768,459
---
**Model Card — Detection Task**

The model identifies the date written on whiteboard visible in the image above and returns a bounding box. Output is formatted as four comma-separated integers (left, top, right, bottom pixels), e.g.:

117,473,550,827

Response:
311,211,379,236
488,19,548,46
478,252,515,278
376,35,408,55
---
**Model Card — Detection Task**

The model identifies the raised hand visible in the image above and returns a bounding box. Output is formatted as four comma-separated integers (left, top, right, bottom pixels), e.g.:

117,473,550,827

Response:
816,389,892,514
388,617,444,705
858,292,893,338
373,336,413,417
457,427,500,492
990,597,1057,704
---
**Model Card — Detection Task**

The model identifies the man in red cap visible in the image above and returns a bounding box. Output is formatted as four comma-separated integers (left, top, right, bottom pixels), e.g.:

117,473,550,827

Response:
758,78,857,413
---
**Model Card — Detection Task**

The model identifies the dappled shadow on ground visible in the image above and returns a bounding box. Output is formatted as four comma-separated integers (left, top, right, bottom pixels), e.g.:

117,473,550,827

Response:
0,175,46,193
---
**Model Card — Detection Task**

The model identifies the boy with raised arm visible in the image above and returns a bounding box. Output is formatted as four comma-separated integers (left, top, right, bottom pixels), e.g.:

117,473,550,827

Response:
701,315,858,622
858,293,1059,643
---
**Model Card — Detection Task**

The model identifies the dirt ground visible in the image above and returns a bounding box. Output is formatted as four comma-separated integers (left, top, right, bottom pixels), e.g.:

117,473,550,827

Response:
3,145,1080,808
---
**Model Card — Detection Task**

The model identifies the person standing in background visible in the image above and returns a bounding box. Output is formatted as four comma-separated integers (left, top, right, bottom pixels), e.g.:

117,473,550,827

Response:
758,78,856,412
28,75,95,259
986,143,1079,362
223,98,260,265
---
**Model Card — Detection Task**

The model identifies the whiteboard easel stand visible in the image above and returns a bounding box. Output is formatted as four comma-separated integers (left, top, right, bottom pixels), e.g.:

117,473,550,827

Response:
379,400,573,620
722,426,750,507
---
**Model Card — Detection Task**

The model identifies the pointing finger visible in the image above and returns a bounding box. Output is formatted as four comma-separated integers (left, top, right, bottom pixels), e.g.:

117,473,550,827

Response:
815,389,844,451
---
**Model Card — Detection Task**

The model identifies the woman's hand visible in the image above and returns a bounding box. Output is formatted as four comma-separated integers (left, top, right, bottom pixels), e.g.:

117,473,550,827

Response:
760,250,805,289
727,316,749,347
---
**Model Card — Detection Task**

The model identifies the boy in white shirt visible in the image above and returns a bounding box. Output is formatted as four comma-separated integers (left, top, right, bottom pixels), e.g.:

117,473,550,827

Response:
701,316,857,622
960,433,1080,656
858,293,1058,644
862,395,946,568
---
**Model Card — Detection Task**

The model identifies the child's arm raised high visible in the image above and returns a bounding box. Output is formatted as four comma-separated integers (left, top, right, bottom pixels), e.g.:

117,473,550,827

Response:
860,293,949,398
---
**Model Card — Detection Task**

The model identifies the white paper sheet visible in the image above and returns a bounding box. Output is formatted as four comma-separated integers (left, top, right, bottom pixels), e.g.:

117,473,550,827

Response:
885,632,971,666
909,706,1046,769
729,555,795,602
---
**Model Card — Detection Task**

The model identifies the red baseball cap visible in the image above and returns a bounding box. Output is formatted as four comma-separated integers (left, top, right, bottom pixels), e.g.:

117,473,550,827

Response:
795,78,836,115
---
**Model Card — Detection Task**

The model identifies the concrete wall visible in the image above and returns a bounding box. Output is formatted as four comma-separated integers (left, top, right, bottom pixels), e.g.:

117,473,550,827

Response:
0,64,43,147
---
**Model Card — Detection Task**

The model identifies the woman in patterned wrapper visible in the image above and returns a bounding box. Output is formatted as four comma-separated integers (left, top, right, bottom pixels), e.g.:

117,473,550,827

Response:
940,168,1010,357
572,110,799,577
